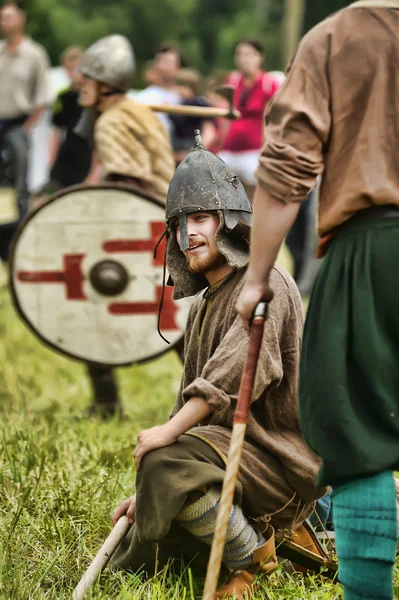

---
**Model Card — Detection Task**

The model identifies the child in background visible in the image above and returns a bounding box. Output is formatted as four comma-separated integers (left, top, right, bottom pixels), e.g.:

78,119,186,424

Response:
170,68,217,163
204,71,229,155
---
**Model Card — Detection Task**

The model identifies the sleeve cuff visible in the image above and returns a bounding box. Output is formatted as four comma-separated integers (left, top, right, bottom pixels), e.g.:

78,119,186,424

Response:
255,167,311,204
182,378,231,426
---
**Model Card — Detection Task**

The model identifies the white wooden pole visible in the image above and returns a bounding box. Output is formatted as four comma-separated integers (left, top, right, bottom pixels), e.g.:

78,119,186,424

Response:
72,516,130,600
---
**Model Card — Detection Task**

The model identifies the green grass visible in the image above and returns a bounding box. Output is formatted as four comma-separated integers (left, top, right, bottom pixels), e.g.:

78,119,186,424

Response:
0,274,397,599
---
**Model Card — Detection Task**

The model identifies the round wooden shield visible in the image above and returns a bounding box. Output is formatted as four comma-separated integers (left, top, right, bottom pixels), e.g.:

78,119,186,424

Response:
9,183,192,366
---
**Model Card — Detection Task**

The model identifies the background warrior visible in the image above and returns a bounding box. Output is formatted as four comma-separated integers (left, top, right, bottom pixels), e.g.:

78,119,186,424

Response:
76,34,176,416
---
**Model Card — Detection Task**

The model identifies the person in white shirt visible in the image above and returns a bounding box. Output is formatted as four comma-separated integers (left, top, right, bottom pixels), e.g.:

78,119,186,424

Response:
0,0,50,259
135,43,183,137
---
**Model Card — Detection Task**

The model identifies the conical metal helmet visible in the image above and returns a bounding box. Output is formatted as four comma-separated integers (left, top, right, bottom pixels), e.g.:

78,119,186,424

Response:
166,131,252,251
80,35,135,93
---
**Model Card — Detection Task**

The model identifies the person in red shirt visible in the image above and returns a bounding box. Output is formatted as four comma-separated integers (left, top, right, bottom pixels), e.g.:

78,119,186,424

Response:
219,39,281,201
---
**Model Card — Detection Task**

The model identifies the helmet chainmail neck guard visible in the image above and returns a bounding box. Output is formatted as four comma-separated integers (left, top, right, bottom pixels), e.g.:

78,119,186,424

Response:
162,131,253,302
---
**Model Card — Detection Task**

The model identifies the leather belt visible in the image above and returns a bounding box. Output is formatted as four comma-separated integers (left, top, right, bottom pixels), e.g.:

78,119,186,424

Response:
317,205,399,258
339,204,399,227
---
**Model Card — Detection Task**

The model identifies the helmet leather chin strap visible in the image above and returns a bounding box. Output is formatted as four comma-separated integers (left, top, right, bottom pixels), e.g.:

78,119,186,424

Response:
96,84,123,112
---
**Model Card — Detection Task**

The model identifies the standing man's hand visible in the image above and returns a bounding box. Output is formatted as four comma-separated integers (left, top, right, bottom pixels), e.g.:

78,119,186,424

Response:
112,494,136,525
236,280,274,330
134,424,178,471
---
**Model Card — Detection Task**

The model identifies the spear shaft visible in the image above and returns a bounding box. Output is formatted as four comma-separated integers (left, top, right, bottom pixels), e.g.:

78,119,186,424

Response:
202,302,268,600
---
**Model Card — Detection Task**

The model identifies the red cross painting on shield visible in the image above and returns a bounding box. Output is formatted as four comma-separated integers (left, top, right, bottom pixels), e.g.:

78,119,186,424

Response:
9,183,192,366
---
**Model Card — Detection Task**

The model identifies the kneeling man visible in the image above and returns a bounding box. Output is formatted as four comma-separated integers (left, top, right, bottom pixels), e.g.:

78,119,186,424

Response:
112,133,326,598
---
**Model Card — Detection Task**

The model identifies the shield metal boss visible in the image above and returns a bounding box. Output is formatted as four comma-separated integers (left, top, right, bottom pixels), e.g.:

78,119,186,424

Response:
9,184,192,366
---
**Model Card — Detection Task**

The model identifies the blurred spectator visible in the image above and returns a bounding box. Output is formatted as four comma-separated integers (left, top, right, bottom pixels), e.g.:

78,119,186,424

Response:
0,0,50,260
136,42,183,137
219,38,280,201
170,68,217,163
156,42,185,83
33,46,97,205
268,70,286,86
204,71,229,155
60,45,84,82
142,59,159,87
205,71,229,109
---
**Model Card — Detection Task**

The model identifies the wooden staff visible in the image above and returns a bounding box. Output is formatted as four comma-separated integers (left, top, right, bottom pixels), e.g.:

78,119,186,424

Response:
202,302,268,600
148,103,240,120
149,85,239,120
72,515,130,600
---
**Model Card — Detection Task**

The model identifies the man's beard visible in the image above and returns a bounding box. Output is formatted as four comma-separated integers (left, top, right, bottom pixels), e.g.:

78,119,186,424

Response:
185,246,226,275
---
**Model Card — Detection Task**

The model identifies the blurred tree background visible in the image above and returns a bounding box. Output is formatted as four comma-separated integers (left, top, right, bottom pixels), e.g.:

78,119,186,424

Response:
19,0,350,86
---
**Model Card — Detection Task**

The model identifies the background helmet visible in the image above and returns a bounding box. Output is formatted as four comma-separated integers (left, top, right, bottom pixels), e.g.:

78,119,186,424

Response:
79,34,135,93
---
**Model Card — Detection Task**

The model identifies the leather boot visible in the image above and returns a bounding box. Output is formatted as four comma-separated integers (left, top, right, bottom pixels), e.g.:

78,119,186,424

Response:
214,525,278,599
290,521,328,573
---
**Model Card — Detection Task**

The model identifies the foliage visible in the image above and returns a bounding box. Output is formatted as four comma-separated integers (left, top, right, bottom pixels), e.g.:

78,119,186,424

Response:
20,0,287,84
303,0,350,34
17,0,355,85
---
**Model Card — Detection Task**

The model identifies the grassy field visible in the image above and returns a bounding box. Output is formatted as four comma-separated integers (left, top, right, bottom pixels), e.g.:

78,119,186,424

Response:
0,263,396,600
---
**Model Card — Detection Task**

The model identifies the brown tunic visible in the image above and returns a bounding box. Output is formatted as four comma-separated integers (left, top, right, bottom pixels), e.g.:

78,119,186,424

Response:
256,2,399,236
95,97,175,200
171,267,326,527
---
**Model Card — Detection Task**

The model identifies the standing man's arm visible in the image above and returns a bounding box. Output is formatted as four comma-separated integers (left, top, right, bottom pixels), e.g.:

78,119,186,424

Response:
236,34,331,328
238,191,301,315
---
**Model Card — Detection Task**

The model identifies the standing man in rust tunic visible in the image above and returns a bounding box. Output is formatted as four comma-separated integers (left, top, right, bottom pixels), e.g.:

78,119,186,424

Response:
111,134,327,599
237,3,399,599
